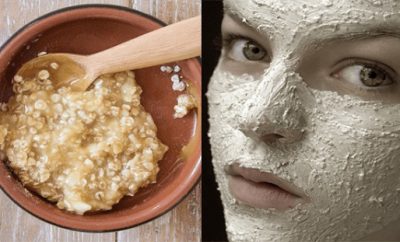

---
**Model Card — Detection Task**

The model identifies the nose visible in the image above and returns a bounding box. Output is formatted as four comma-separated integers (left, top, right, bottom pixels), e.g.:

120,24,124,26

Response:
239,64,307,144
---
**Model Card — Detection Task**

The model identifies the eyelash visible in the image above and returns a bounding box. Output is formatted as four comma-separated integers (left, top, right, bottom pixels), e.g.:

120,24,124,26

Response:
222,33,245,46
333,58,396,76
332,58,398,90
222,33,270,63
222,33,262,53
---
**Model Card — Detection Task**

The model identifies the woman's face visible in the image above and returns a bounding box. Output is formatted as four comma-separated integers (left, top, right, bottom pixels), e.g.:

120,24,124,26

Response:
207,0,400,241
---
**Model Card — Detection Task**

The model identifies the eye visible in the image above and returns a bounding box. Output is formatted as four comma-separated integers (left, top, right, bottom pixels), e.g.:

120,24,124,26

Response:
226,37,268,62
334,64,395,88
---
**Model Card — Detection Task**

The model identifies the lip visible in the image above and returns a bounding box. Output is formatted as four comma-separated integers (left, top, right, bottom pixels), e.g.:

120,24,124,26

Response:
226,164,308,210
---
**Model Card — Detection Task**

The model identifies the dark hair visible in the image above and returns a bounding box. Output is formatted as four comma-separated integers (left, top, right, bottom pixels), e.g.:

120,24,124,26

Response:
202,0,227,241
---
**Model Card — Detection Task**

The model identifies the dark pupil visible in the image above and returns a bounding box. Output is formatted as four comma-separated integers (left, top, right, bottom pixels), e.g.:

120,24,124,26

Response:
360,67,385,87
243,41,265,60
368,71,377,79
252,48,260,54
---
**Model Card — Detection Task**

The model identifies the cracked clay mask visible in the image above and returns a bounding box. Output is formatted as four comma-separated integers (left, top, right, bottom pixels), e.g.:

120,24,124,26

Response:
207,0,400,241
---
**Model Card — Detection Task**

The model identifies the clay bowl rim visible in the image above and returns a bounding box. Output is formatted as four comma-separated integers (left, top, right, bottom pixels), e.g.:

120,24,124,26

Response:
0,4,201,232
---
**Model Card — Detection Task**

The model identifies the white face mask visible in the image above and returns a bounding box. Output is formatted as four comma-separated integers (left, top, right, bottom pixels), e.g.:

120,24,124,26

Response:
207,0,400,241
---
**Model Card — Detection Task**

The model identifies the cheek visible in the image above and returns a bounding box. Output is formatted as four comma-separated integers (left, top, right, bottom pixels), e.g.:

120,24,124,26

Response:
207,70,259,127
207,70,262,167
302,91,400,209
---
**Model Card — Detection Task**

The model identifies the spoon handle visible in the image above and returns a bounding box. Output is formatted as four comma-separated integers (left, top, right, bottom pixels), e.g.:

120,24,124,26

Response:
87,15,201,76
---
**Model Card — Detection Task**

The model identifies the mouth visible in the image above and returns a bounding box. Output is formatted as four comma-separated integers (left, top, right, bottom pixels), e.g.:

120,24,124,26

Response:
225,164,308,210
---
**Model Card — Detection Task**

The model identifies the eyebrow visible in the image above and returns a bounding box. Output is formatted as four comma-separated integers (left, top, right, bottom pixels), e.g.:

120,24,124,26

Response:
225,11,259,33
225,10,400,47
227,11,247,25
222,12,273,43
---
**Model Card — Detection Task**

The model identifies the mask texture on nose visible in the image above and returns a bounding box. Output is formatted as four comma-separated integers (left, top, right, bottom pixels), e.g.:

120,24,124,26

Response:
239,67,310,143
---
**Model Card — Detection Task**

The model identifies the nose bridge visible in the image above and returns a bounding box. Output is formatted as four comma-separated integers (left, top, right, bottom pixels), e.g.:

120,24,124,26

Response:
239,62,306,143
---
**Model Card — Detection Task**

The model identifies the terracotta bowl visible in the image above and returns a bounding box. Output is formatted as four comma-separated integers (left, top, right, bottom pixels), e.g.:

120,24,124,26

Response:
0,5,201,232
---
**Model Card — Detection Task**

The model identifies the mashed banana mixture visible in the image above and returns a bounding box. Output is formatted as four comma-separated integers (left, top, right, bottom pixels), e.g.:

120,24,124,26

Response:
0,68,168,214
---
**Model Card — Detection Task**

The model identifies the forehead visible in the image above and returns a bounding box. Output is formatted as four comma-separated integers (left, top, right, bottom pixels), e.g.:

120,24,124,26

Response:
224,0,400,45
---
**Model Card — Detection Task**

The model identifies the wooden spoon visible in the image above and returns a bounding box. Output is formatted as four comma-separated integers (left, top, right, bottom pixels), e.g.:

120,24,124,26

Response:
16,16,201,91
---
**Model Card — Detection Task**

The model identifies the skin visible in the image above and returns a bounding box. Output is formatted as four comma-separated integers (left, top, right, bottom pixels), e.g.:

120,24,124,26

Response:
207,0,400,241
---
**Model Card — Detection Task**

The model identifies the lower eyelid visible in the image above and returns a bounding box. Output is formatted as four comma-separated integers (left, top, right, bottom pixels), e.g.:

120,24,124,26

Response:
220,57,269,77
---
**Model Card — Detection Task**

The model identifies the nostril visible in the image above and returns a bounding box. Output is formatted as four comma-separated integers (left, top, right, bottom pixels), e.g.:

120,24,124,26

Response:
261,133,284,143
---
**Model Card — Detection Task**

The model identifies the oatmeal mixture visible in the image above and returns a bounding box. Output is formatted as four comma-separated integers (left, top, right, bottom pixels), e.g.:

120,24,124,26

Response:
0,68,168,214
173,94,196,119
160,64,197,118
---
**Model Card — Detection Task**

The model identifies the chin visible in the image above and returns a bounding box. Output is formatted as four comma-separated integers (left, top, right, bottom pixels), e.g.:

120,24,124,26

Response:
213,161,400,242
